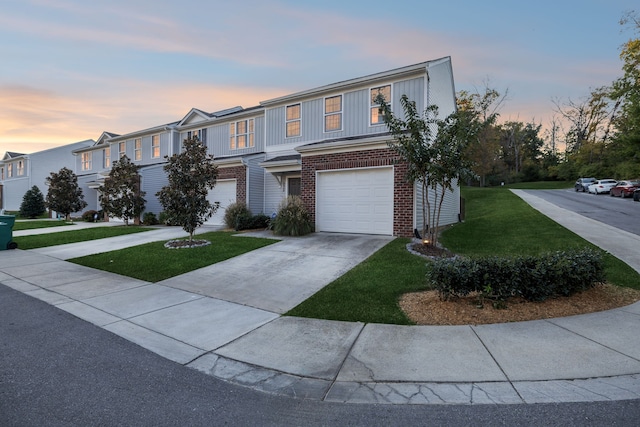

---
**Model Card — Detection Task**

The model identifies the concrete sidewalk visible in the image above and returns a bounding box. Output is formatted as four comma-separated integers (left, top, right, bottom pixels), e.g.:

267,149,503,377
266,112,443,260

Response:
2,200,640,405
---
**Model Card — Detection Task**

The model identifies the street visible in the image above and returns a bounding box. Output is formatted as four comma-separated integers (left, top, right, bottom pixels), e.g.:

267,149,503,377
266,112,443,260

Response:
523,189,640,236
2,284,640,426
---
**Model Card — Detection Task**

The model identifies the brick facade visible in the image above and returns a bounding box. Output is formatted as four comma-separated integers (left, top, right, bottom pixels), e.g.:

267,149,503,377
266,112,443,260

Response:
218,165,246,203
301,148,414,237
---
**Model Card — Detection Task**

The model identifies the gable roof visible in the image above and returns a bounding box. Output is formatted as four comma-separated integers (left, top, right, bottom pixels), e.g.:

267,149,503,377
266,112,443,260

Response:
3,152,26,160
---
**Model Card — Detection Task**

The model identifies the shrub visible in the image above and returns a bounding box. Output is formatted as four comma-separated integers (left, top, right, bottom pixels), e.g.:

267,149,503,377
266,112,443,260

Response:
81,210,99,222
143,212,158,226
223,201,251,229
429,248,605,302
235,213,270,231
19,186,47,219
271,195,313,236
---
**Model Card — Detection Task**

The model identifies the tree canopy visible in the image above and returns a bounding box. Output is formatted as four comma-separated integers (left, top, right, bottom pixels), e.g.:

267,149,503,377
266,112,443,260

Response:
156,136,219,244
45,167,87,221
98,155,146,225
20,185,46,219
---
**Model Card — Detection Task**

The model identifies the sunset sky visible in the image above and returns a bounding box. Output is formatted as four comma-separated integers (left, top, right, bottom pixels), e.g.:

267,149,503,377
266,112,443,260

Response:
1,0,636,155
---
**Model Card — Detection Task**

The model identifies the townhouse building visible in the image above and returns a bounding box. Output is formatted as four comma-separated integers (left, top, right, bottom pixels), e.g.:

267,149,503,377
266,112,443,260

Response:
0,57,460,237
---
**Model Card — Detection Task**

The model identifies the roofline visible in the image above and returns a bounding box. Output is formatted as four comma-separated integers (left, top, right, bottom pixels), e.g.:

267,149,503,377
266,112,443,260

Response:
260,57,450,107
108,122,180,142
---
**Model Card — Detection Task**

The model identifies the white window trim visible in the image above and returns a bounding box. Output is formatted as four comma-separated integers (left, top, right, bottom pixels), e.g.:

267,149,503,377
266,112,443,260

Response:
81,152,92,171
17,160,24,176
104,147,111,169
285,103,301,138
134,138,142,161
229,119,254,150
369,83,392,127
323,94,343,133
151,135,160,158
118,142,126,158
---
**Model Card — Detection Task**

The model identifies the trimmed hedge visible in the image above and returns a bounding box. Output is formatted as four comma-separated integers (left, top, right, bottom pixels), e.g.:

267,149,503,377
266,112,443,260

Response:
428,248,605,302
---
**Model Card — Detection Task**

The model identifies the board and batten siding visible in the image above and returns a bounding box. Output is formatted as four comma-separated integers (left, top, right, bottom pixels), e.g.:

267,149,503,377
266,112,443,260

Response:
245,155,265,214
264,77,425,148
140,164,168,218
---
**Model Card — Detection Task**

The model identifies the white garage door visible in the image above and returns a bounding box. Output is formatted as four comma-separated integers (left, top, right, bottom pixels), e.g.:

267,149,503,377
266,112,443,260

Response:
316,167,394,235
205,179,237,225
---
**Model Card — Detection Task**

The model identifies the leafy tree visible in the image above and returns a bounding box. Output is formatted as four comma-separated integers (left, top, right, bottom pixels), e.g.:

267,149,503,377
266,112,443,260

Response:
156,136,219,245
98,155,146,225
377,94,476,247
456,87,503,186
45,167,87,221
19,185,46,219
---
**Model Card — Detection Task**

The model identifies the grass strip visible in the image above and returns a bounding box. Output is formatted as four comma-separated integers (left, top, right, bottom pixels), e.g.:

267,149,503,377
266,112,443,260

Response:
441,187,640,289
12,220,73,231
285,238,426,325
14,226,153,250
70,232,278,283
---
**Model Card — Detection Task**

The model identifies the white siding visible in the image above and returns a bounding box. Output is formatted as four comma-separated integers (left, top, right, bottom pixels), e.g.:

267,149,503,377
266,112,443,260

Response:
246,155,265,214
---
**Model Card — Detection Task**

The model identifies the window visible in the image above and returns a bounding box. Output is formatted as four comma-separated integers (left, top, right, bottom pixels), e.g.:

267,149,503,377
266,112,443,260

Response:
104,147,111,169
229,119,254,150
324,95,342,132
81,153,91,171
134,138,142,161
187,128,207,146
118,142,126,158
287,177,301,196
151,135,160,158
370,84,391,125
1,167,4,180
7,164,12,178
17,160,24,176
286,104,301,137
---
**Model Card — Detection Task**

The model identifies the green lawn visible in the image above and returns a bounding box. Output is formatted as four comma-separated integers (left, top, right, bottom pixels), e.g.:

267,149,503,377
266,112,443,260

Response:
286,238,426,325
442,187,640,289
287,184,640,324
70,232,278,282
12,220,73,231
13,226,153,250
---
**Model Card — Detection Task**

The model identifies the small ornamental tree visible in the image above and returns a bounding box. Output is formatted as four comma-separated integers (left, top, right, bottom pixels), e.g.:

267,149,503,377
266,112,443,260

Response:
156,136,219,245
98,155,146,225
45,167,87,221
377,94,477,247
19,185,47,218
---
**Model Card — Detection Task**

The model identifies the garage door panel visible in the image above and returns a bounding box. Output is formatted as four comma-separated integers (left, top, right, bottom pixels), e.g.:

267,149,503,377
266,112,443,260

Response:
205,179,237,225
317,167,393,235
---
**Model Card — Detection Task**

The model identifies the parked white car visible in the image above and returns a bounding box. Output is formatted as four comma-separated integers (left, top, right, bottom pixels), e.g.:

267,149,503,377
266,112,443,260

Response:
587,179,617,194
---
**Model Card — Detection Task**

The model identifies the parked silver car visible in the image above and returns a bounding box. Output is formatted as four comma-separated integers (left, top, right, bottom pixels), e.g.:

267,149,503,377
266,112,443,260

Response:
575,177,596,192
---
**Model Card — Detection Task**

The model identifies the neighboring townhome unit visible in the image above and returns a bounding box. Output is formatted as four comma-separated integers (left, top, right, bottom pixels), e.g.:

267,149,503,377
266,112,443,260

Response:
175,106,266,225
260,56,459,237
0,141,94,214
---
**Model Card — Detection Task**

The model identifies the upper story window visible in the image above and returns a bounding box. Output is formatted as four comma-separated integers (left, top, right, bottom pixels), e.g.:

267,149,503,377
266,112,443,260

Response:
17,160,24,176
286,104,301,138
81,152,92,171
118,142,126,158
1,167,4,180
104,147,111,169
230,119,255,150
134,138,142,161
151,135,160,158
7,164,12,178
370,84,391,125
324,95,342,132
187,128,207,146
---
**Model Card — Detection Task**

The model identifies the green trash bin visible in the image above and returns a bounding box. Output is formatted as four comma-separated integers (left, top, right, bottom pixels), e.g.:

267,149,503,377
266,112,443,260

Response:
0,215,18,250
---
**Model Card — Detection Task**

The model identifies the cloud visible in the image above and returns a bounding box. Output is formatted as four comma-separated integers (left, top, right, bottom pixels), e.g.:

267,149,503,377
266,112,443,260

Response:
0,79,285,154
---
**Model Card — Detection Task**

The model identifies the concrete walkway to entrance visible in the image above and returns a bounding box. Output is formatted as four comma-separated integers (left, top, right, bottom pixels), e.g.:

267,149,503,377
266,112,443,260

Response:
2,194,640,405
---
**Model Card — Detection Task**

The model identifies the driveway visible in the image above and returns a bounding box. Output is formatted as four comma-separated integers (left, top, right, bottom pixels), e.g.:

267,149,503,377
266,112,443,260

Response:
159,232,394,313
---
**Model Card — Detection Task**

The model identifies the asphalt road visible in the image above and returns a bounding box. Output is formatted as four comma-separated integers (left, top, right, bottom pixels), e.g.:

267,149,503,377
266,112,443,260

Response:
523,189,640,236
2,284,640,426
